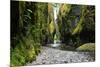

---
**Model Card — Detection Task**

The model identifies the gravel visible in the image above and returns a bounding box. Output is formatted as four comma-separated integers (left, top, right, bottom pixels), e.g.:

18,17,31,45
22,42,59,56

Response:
26,46,95,66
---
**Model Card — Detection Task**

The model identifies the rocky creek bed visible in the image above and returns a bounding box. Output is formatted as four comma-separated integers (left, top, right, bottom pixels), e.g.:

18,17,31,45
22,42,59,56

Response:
26,46,95,66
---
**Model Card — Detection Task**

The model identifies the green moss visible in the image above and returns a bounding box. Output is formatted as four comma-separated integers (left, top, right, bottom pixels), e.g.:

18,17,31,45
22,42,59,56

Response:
26,48,36,62
49,21,55,34
60,4,71,16
76,43,95,51
72,17,83,35
72,6,87,35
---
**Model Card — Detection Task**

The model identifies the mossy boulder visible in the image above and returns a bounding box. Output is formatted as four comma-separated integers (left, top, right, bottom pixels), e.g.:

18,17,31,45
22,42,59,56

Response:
76,43,95,51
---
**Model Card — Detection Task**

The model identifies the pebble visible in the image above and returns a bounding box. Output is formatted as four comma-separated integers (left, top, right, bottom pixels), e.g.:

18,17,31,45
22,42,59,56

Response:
26,46,95,66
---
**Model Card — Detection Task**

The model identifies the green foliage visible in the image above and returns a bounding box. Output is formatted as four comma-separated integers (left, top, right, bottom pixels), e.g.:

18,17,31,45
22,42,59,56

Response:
57,4,73,43
76,43,95,51
58,4,95,47
72,6,95,35
83,6,95,31
72,6,95,44
10,36,41,67
11,1,48,67
11,44,25,67
11,2,95,66
47,4,55,43
72,6,86,35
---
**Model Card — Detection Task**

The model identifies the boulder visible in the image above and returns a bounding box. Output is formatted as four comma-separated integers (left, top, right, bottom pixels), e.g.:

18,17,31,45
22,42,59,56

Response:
76,43,95,51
